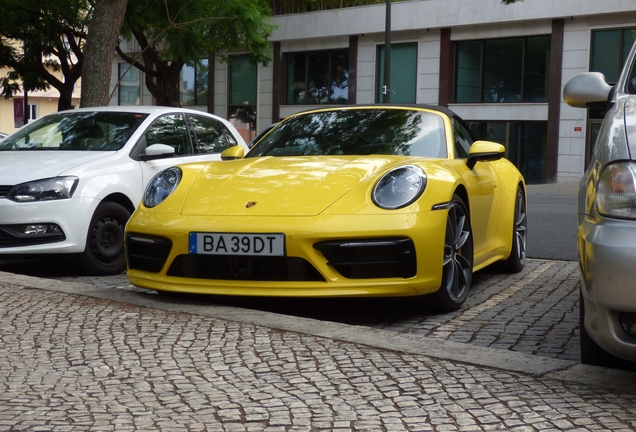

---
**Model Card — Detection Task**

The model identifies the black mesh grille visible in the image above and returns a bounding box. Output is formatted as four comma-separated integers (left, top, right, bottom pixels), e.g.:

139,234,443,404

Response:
314,238,416,279
126,234,173,273
167,255,325,282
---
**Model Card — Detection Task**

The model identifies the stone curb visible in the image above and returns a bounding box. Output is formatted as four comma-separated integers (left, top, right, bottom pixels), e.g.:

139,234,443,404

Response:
4,269,636,393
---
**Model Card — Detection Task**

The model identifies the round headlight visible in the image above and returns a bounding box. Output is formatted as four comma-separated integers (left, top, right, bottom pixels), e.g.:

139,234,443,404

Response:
596,162,636,219
373,165,427,209
143,167,182,208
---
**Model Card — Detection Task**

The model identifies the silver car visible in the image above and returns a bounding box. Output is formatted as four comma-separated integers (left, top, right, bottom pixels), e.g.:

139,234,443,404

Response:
564,42,636,368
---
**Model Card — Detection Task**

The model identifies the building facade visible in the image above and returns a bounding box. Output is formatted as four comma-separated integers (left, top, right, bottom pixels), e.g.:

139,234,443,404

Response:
111,0,636,184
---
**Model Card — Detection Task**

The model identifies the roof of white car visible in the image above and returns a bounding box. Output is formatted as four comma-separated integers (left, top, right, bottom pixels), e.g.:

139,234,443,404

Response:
57,106,217,116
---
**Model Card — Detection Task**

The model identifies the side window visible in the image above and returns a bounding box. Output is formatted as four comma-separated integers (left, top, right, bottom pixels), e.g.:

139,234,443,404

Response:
188,115,233,154
144,114,192,155
453,119,473,158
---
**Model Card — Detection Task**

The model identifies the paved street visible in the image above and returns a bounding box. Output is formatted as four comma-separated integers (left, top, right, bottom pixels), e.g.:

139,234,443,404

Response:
3,259,636,431
40,258,581,362
4,181,634,431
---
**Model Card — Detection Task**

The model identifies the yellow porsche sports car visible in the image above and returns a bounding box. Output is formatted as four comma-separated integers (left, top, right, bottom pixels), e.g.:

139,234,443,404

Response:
125,105,526,311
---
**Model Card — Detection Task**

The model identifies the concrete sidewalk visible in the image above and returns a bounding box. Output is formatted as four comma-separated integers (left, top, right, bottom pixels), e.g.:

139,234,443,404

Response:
2,270,636,431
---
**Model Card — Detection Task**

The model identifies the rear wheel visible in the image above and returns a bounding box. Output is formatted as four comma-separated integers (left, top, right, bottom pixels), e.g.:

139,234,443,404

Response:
500,186,527,273
432,195,473,311
75,202,130,275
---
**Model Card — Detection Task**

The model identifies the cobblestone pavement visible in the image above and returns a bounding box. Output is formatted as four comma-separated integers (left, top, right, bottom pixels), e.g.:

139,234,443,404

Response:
2,273,636,432
40,258,581,362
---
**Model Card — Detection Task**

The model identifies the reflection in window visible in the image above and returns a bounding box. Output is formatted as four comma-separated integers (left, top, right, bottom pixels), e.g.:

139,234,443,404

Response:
0,112,148,151
247,109,446,159
592,28,636,84
376,43,418,103
180,59,208,106
229,55,258,142
455,36,550,103
285,49,349,105
145,114,191,155
118,63,141,106
189,115,236,154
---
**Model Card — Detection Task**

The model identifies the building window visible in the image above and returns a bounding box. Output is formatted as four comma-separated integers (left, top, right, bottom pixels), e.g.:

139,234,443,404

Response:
591,28,636,84
376,43,417,103
180,59,208,106
455,36,551,103
468,121,547,184
229,55,258,143
285,49,349,104
118,63,140,106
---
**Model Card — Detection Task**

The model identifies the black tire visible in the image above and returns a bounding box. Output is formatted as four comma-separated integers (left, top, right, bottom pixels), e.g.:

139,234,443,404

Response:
433,195,474,312
75,202,131,275
500,185,527,273
579,290,636,370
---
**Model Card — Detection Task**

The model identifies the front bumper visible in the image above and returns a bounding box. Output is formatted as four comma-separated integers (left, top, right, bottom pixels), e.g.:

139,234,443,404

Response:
126,209,447,297
0,197,95,255
579,214,636,361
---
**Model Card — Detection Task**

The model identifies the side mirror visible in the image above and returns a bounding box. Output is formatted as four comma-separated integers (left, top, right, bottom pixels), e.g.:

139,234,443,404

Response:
563,72,613,109
466,141,505,169
140,143,175,161
221,145,245,160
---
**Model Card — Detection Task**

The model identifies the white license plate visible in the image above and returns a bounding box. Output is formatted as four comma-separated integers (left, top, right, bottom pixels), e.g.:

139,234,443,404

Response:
189,232,285,256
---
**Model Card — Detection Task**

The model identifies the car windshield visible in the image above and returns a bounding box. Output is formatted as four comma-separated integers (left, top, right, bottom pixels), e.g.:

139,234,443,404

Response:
247,109,446,158
0,111,148,151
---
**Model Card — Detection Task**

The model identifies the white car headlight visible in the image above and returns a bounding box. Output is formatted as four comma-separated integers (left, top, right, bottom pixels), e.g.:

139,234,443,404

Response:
373,165,427,209
7,176,79,202
596,162,636,219
143,167,182,208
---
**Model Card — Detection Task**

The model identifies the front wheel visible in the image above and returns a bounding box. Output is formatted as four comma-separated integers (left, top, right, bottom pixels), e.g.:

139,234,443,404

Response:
500,185,527,273
432,195,474,312
75,202,131,275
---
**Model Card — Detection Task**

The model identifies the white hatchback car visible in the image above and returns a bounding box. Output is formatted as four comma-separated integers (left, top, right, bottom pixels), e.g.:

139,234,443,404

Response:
0,106,247,275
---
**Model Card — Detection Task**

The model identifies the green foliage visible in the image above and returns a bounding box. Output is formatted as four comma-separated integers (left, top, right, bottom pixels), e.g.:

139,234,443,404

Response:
0,0,89,106
121,0,274,66
119,0,275,106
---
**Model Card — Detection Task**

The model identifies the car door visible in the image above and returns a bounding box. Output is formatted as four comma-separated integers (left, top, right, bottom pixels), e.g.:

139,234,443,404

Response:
452,119,496,254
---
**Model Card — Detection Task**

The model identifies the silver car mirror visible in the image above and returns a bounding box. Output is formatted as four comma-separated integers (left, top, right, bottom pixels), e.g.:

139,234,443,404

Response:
563,72,612,109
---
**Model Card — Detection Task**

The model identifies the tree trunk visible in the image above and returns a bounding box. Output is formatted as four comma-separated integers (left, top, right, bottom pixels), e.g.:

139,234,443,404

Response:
80,0,129,107
57,82,76,111
144,61,183,107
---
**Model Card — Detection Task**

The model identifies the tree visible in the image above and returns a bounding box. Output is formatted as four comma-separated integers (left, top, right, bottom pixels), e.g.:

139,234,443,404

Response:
0,0,89,111
116,0,275,106
81,0,129,107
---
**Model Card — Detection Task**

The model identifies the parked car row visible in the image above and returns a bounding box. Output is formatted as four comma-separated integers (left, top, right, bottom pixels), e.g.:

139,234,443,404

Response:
0,103,527,312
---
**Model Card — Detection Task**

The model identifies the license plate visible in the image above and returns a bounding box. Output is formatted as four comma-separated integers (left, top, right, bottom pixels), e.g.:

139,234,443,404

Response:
189,232,285,256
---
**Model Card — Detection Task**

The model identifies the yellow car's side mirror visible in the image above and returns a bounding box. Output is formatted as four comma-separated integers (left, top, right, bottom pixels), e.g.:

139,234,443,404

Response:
221,145,245,161
466,141,505,169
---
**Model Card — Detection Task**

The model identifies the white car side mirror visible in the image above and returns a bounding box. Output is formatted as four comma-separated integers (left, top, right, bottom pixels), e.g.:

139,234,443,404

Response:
142,143,175,161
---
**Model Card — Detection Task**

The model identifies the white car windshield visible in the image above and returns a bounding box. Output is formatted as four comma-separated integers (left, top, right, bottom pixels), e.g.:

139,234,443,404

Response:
0,111,148,151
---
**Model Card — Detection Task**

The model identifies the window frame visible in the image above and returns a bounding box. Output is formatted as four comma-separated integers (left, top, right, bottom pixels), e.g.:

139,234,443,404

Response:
453,35,551,104
180,59,209,107
283,48,349,105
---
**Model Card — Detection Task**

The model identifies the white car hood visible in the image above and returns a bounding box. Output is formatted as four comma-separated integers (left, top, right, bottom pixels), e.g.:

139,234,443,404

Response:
0,151,115,184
